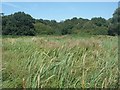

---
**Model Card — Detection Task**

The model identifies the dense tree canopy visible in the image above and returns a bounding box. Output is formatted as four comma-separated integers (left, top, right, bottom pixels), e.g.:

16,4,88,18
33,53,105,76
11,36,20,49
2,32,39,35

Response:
2,7,119,36
34,21,54,35
2,12,35,36
108,7,120,36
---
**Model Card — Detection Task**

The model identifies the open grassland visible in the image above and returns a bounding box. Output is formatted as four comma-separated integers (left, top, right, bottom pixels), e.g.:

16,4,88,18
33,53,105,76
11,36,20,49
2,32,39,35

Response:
2,35,119,88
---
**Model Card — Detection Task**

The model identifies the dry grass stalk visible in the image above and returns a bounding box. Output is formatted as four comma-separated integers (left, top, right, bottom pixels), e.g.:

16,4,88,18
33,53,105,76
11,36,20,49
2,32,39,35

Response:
37,74,40,88
22,78,26,90
81,53,87,88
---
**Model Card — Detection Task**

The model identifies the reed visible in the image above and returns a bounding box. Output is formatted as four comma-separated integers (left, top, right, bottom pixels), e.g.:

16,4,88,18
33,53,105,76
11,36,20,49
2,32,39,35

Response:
2,35,118,88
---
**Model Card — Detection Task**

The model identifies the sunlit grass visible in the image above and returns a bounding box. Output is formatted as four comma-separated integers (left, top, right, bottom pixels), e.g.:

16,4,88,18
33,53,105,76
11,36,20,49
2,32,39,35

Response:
2,35,118,88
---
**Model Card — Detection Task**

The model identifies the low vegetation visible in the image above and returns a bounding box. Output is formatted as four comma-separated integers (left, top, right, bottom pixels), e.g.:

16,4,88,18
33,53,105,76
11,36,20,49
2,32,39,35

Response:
2,35,118,88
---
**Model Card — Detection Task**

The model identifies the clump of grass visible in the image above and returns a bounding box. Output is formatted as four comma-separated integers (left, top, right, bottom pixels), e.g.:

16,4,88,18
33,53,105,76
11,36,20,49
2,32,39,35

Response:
2,35,118,88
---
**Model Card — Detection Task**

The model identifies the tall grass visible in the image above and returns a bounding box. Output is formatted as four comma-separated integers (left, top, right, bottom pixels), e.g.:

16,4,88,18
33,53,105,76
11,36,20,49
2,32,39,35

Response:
2,35,118,88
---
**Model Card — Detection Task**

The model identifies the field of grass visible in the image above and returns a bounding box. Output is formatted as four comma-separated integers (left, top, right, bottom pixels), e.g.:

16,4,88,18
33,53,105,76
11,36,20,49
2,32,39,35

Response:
2,35,119,88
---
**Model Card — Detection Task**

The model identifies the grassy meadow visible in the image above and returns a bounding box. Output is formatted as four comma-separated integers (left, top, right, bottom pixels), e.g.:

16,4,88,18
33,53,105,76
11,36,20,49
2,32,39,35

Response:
2,35,119,88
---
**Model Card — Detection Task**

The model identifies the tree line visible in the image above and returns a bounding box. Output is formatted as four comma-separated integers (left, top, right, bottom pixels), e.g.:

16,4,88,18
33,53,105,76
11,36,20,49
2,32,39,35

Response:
2,7,120,36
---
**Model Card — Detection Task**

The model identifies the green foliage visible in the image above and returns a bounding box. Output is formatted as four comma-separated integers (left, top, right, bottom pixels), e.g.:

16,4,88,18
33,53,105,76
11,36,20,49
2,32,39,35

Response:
34,22,54,35
35,19,62,35
91,17,108,27
71,20,108,35
3,10,120,36
2,12,35,36
108,7,120,36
